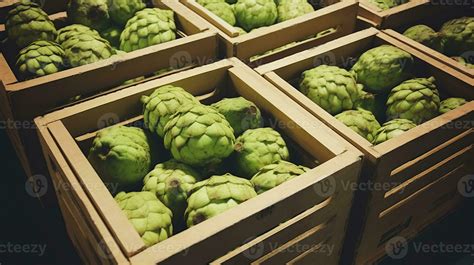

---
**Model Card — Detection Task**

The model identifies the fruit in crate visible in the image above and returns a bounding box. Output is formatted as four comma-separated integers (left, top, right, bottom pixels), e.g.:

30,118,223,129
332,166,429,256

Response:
439,97,467,114
299,65,360,115
56,24,101,45
366,0,403,10
250,161,309,194
354,85,386,121
403,25,444,52
108,0,146,26
120,8,177,52
452,56,474,69
439,17,474,56
142,160,202,227
16,41,66,80
276,0,314,23
234,27,247,35
196,0,226,5
386,77,440,124
62,34,115,67
142,85,200,138
100,24,123,48
233,127,290,178
115,191,173,246
6,1,57,48
351,45,414,93
211,97,263,135
88,126,152,191
372,119,416,145
185,174,257,227
234,0,278,31
202,2,236,26
335,109,381,142
163,104,236,166
67,0,110,31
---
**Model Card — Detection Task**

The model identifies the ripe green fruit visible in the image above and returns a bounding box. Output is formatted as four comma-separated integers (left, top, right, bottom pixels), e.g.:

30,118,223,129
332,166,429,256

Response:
88,126,152,191
211,97,263,136
234,0,278,31
202,2,236,26
234,27,247,35
6,1,57,48
299,65,360,115
62,34,115,67
351,45,414,93
354,85,387,121
67,0,110,31
108,0,146,26
16,41,66,80
452,56,474,69
185,174,257,227
372,119,416,145
276,0,314,23
163,104,236,166
233,127,290,178
100,24,123,48
250,161,309,194
120,8,177,52
57,24,101,45
386,77,440,124
403,25,444,52
115,191,172,246
439,97,467,114
439,17,474,56
335,109,381,142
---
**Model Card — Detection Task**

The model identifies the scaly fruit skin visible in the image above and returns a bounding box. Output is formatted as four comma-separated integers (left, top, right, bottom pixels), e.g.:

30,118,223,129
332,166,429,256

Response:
6,1,57,48
452,56,474,69
335,109,381,142
403,25,444,52
120,8,177,52
142,85,200,138
276,0,314,23
16,41,66,80
108,0,146,26
372,119,416,145
386,77,440,124
251,161,309,194
211,97,263,135
100,24,123,48
197,0,225,5
233,127,290,178
202,2,236,26
57,24,101,45
439,97,467,114
115,191,172,246
299,65,360,115
351,45,414,93
366,0,401,10
62,34,115,67
185,174,257,227
67,0,110,31
163,104,236,166
234,0,278,32
88,126,152,191
439,17,474,56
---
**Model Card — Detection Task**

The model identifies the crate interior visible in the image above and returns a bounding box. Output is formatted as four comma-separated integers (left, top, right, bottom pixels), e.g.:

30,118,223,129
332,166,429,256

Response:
393,6,472,32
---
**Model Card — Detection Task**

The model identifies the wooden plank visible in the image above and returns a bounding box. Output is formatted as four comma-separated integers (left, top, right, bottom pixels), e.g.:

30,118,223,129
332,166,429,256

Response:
357,0,430,28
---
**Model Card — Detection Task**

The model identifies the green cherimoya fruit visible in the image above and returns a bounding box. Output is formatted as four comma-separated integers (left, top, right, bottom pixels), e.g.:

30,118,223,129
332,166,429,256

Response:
88,126,152,191
6,1,57,48
108,0,146,26
67,0,110,31
351,45,414,93
163,104,236,166
366,0,401,10
276,0,314,23
211,97,263,136
439,17,474,56
386,77,440,124
62,34,115,67
16,41,66,80
233,127,290,178
120,8,177,52
57,24,101,45
372,119,416,145
142,85,200,138
354,85,387,121
439,97,467,114
142,160,202,228
234,27,247,35
299,65,360,115
452,56,474,69
234,0,278,32
203,2,236,26
185,174,257,227
335,109,381,142
196,0,226,5
100,24,123,48
250,161,309,194
115,191,172,246
403,25,444,52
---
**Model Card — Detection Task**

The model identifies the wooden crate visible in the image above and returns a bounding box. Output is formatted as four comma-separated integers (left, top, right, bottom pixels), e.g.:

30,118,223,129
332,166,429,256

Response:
35,58,363,264
173,0,358,65
0,1,218,180
255,28,474,264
